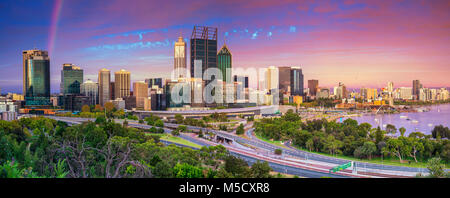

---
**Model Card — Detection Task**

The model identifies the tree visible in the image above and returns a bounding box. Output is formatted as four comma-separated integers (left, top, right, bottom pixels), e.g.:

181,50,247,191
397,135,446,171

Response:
93,136,150,178
177,125,187,133
407,137,424,163
173,163,204,178
155,120,164,128
426,157,446,178
306,139,314,152
174,114,184,124
358,141,377,160
274,149,282,155
251,161,272,178
432,125,450,139
153,161,174,178
384,138,407,162
282,109,300,122
399,127,406,137
171,129,180,136
236,123,244,135
385,124,397,135
94,104,104,112
81,105,90,113
224,155,251,178
324,135,343,156
95,116,106,125
219,125,227,131
104,102,114,114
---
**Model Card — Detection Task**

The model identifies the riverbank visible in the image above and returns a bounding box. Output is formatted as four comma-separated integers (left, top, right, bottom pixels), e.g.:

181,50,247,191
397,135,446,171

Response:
254,131,449,169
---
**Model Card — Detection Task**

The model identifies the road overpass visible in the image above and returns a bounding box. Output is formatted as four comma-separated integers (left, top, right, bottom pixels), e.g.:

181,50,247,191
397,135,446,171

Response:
131,106,278,119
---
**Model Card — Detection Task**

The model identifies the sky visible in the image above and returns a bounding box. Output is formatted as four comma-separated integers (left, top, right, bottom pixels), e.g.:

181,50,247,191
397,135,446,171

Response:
0,0,449,94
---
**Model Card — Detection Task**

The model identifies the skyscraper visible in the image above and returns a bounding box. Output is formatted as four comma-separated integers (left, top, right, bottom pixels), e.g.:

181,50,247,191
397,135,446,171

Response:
81,79,98,105
98,68,110,106
22,49,51,106
60,63,83,95
190,26,218,78
308,79,319,96
278,67,291,94
217,44,232,82
114,69,131,99
110,82,115,100
133,81,148,110
413,80,421,100
290,67,304,96
145,78,163,89
387,82,394,93
265,66,278,92
174,34,187,79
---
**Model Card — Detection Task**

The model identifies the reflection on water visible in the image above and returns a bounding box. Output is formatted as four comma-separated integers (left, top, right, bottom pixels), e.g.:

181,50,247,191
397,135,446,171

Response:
344,104,450,136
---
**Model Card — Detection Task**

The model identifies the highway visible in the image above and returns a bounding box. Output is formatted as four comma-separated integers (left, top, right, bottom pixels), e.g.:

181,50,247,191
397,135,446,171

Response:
163,122,434,176
42,115,438,177
44,116,353,178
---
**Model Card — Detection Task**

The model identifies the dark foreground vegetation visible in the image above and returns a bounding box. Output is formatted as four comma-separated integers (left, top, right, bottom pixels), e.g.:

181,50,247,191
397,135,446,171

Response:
0,117,274,178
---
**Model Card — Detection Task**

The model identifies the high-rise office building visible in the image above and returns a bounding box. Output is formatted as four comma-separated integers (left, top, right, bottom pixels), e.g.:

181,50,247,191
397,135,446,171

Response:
217,44,232,82
114,69,131,99
190,26,218,79
308,79,319,96
265,66,278,92
133,81,148,110
174,34,187,79
334,82,347,99
412,80,421,100
81,79,99,105
22,49,51,106
387,82,394,93
395,87,413,100
278,67,291,94
290,67,304,96
98,68,111,106
145,78,163,89
60,63,83,95
110,82,115,100
360,88,378,101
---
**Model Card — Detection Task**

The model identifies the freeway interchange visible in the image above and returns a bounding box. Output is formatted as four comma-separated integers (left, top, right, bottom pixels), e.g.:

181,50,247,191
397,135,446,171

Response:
42,115,434,178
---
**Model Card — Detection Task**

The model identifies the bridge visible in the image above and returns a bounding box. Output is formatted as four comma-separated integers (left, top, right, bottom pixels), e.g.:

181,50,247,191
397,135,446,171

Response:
131,106,278,120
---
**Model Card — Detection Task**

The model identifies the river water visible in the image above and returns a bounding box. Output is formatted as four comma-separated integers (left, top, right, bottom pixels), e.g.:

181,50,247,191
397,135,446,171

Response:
343,103,450,136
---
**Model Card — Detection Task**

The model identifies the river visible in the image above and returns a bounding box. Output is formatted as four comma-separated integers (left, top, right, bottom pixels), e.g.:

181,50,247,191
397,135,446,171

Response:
343,103,450,136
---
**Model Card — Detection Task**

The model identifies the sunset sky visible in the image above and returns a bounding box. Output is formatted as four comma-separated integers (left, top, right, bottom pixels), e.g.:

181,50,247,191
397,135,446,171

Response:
0,0,449,93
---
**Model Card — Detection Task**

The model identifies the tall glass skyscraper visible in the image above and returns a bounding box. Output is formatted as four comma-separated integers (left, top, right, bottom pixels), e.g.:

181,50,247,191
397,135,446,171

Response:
278,66,291,94
22,49,51,106
217,44,232,82
81,79,99,105
60,63,83,95
290,67,304,96
174,34,186,79
190,26,218,79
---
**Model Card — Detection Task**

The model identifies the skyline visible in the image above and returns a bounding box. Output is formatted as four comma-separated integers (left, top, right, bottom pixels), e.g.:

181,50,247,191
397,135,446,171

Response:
1,0,449,93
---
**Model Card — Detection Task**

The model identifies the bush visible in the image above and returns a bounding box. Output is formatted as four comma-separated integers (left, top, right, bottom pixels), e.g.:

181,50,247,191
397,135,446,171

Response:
236,124,244,135
274,149,282,155
155,120,164,128
171,129,180,136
